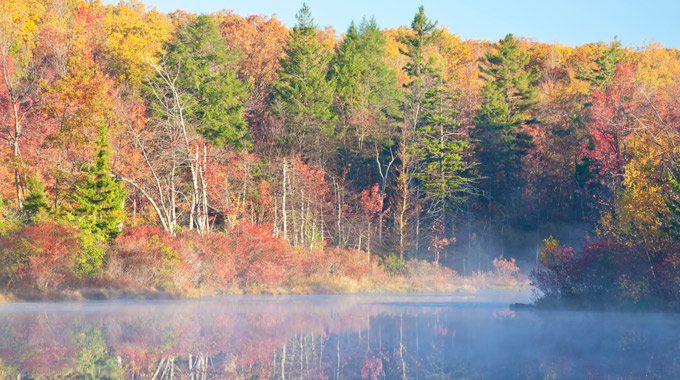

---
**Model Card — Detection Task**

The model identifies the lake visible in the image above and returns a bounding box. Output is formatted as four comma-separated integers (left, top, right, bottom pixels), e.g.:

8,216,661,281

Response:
0,290,678,379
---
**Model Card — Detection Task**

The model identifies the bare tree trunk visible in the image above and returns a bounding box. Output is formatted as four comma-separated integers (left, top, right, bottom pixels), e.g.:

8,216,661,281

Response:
12,109,23,208
376,146,395,243
415,186,420,259
282,159,288,242
300,190,306,248
200,145,209,232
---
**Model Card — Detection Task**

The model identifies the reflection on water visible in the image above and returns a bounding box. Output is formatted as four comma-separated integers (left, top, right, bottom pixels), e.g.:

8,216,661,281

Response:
0,291,679,379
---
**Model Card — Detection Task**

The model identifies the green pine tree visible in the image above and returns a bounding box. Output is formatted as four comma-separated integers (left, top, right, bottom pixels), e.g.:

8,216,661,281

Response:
472,33,539,206
328,17,398,171
400,5,440,131
413,84,470,223
578,38,625,90
391,6,441,259
74,129,127,240
157,15,249,149
329,18,396,116
273,3,334,159
23,175,50,220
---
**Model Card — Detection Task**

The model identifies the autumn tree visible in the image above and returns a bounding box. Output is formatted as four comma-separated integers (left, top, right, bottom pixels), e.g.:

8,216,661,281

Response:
43,44,118,210
217,11,287,141
359,183,387,255
100,0,172,86
581,62,639,192
0,0,48,207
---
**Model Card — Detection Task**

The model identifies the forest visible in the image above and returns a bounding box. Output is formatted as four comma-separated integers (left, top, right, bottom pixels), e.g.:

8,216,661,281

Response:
0,0,679,306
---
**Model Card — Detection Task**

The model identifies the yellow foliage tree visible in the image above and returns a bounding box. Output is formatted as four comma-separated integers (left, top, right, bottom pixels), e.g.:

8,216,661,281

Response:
101,0,171,85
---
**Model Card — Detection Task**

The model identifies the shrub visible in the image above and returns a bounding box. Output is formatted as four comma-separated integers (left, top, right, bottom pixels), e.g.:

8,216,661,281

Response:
194,232,237,289
299,248,376,280
492,257,520,280
0,222,80,291
578,238,636,301
406,259,458,283
382,254,407,275
530,237,579,300
530,236,678,307
227,222,291,287
110,226,199,290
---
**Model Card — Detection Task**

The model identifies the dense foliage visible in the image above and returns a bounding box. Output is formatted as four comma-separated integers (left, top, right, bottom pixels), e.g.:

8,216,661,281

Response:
0,1,678,303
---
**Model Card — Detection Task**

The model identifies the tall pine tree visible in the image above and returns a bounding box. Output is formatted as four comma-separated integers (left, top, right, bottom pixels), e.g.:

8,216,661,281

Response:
158,15,249,149
272,3,334,161
327,17,399,250
392,6,440,259
328,17,398,191
472,33,539,208
414,84,470,224
329,17,397,162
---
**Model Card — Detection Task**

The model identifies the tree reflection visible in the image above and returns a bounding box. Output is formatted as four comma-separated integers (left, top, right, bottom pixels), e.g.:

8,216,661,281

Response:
0,295,679,379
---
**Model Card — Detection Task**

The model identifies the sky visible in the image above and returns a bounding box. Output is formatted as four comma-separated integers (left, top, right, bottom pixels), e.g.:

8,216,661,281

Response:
106,0,680,48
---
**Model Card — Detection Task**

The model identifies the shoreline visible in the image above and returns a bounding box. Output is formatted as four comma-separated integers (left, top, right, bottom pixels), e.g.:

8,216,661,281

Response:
0,282,530,303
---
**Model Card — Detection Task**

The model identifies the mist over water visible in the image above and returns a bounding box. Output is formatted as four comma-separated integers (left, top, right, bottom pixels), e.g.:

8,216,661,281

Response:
1,291,678,379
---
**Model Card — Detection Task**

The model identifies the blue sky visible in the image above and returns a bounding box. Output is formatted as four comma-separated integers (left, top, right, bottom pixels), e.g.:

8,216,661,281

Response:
108,0,680,48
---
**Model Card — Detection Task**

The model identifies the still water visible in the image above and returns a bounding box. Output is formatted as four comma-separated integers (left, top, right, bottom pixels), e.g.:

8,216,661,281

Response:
0,290,678,379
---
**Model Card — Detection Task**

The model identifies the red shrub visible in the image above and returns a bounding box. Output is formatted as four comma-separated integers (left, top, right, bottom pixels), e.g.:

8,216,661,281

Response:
361,356,384,380
227,222,291,286
300,248,377,279
0,222,80,291
110,226,200,290
111,223,293,290
531,237,667,305
194,233,238,289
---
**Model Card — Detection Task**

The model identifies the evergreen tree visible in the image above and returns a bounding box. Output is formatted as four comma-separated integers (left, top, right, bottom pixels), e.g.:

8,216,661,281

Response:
578,38,625,90
413,84,470,223
272,3,334,160
400,5,440,131
328,17,398,174
159,15,249,149
74,129,127,239
391,6,441,259
472,33,539,206
23,175,50,220
329,18,396,122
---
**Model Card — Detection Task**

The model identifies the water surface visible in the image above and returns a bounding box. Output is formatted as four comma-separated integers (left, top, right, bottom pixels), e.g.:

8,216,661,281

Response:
0,290,678,379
